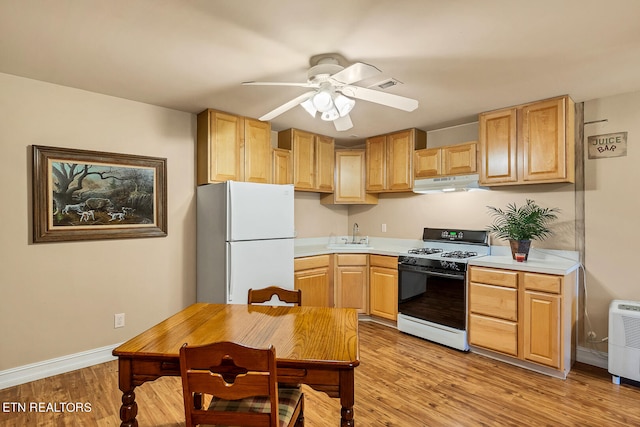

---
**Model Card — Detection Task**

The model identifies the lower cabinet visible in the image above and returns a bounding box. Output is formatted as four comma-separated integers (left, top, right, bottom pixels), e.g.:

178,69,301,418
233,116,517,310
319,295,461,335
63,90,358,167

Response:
468,266,576,377
294,255,332,307
335,254,368,314
369,255,398,321
294,253,399,319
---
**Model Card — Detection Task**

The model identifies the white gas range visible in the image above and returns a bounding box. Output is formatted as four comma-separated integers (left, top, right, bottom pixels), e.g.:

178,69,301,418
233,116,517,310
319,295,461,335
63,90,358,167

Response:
397,228,490,351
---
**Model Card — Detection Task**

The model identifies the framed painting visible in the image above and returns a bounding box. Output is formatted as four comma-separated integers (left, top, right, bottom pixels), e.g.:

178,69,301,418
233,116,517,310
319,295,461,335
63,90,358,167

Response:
32,145,167,243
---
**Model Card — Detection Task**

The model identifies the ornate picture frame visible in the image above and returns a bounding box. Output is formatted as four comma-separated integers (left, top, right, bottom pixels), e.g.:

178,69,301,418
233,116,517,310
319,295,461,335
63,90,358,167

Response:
32,145,168,243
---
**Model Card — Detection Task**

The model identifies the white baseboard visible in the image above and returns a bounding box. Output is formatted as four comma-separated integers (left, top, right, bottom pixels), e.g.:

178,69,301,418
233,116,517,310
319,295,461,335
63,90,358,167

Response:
0,343,121,390
576,345,608,370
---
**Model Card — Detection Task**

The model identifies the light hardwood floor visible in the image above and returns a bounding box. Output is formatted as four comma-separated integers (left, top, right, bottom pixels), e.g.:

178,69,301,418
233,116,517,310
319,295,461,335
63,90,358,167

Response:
1,321,640,426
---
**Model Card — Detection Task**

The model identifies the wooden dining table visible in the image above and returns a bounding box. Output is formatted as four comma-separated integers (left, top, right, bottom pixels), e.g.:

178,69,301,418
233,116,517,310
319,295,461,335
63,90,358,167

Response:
112,303,360,426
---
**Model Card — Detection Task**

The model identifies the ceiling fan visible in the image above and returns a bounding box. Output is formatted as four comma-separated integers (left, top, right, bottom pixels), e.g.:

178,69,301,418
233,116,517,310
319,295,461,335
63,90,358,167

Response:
242,54,419,131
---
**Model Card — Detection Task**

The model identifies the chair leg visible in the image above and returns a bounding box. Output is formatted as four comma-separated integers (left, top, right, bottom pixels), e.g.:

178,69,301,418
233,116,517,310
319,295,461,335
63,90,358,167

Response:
296,393,304,426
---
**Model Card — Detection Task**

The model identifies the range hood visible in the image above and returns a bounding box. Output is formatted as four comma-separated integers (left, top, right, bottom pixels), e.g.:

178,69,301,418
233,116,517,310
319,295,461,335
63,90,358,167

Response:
413,174,488,194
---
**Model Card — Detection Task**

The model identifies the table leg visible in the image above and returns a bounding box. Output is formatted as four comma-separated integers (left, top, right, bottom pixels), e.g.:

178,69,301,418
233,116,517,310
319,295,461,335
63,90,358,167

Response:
119,389,138,427
117,358,139,427
339,369,355,427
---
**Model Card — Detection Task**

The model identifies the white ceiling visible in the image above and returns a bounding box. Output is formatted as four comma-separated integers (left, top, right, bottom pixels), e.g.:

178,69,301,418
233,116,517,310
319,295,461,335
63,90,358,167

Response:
2,0,640,147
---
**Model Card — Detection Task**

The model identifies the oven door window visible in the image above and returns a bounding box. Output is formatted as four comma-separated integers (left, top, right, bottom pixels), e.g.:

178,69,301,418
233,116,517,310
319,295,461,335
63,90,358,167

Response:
398,268,466,330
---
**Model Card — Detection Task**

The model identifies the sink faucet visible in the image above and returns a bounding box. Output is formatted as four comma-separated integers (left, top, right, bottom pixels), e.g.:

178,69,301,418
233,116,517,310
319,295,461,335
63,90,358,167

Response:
352,223,359,243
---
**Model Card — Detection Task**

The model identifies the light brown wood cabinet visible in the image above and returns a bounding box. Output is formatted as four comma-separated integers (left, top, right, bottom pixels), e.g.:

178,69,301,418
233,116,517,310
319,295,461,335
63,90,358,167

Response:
278,128,334,192
320,150,378,205
366,128,426,192
478,95,575,186
294,255,332,307
468,265,576,377
369,255,398,321
414,141,478,178
272,148,292,185
335,254,368,314
197,110,272,185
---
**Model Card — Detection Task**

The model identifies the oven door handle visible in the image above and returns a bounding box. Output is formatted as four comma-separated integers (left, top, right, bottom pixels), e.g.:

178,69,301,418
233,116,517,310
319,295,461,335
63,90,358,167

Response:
398,264,465,280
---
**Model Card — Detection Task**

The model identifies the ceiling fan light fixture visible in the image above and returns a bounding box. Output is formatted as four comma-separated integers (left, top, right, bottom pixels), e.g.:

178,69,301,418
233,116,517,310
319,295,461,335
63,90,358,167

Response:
300,98,317,117
311,90,333,112
333,94,355,117
321,107,339,121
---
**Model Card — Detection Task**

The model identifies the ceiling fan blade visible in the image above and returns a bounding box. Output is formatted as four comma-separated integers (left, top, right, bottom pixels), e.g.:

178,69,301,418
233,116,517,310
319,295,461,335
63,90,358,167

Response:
242,81,317,88
333,114,353,131
340,85,418,112
329,62,381,85
258,91,316,121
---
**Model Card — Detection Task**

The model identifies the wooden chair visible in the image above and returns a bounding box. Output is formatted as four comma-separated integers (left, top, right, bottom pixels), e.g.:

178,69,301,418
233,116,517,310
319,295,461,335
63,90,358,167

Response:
248,286,302,306
179,341,304,427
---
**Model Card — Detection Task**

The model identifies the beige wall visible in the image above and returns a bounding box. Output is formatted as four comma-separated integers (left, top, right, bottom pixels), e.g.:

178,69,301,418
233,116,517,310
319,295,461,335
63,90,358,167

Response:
294,192,348,237
348,184,576,248
583,90,640,346
0,73,196,370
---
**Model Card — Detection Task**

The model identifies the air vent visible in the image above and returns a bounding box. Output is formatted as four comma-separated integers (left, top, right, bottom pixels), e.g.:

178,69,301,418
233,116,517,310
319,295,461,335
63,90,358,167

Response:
369,78,402,90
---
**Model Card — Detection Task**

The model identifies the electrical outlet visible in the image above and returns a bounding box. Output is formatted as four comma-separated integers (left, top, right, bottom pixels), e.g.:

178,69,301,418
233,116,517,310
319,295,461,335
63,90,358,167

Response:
381,223,387,233
587,331,597,340
114,313,125,328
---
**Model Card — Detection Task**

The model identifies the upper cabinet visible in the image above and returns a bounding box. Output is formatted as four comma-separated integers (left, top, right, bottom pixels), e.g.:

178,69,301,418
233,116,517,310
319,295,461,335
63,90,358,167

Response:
272,148,293,185
320,150,378,205
478,95,575,186
366,128,427,192
278,128,335,193
414,141,478,178
197,109,271,185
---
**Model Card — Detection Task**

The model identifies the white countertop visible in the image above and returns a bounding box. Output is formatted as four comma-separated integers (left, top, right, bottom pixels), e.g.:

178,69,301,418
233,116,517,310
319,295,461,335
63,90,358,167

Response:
295,237,581,275
468,247,581,275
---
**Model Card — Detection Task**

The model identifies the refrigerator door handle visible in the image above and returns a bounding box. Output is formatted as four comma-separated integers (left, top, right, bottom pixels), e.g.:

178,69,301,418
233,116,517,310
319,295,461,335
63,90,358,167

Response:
226,244,233,302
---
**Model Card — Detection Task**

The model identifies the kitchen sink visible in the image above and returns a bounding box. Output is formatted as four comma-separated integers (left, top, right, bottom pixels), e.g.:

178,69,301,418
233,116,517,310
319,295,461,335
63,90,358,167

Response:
326,236,372,250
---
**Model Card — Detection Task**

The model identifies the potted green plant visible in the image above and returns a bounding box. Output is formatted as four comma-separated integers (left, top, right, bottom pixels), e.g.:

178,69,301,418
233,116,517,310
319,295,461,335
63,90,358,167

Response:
486,199,560,260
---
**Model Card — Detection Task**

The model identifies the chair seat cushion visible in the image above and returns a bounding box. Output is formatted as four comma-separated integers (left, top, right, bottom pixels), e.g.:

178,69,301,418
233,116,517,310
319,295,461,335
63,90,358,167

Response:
206,386,302,427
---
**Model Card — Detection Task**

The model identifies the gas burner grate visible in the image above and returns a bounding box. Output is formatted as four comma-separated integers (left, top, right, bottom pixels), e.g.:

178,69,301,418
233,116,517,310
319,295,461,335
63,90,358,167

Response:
441,251,478,259
408,248,444,255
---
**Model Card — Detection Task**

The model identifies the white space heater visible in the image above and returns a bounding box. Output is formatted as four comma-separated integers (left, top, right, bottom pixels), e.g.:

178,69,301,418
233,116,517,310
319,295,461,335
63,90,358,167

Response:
608,300,640,384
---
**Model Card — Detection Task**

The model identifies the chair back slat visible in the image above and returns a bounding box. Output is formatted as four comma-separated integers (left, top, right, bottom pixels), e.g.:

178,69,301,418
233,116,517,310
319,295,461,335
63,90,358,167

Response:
248,286,302,306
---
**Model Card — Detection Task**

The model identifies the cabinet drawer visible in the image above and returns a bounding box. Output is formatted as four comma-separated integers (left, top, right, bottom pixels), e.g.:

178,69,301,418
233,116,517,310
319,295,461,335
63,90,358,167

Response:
369,255,397,269
294,255,330,271
524,272,561,294
336,254,367,266
469,314,518,356
469,267,518,288
469,283,517,320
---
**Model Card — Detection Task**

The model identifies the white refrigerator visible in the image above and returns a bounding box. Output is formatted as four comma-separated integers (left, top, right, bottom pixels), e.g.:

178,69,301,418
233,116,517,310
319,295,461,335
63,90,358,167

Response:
196,181,295,304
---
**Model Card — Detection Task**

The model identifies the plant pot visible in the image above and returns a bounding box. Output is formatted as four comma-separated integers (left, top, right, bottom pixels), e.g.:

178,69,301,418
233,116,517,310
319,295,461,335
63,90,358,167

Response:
509,239,531,260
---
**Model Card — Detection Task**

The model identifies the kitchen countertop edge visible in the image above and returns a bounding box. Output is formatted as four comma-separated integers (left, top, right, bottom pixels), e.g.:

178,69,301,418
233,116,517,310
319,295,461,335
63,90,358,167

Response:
468,255,580,275
295,237,581,275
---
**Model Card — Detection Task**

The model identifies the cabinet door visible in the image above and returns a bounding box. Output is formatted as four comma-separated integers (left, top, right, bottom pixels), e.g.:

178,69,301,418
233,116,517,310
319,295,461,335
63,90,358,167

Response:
443,142,477,175
335,266,368,314
243,118,271,184
294,267,330,307
479,108,518,185
197,110,242,184
272,148,292,185
292,130,315,190
523,290,560,368
365,135,387,192
414,148,441,178
521,97,568,182
335,150,366,203
369,266,398,321
315,135,335,192
386,130,414,191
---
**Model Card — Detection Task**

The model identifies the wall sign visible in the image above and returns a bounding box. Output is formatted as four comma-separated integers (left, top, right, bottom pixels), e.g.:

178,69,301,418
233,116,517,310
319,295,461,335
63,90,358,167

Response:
588,131,627,159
